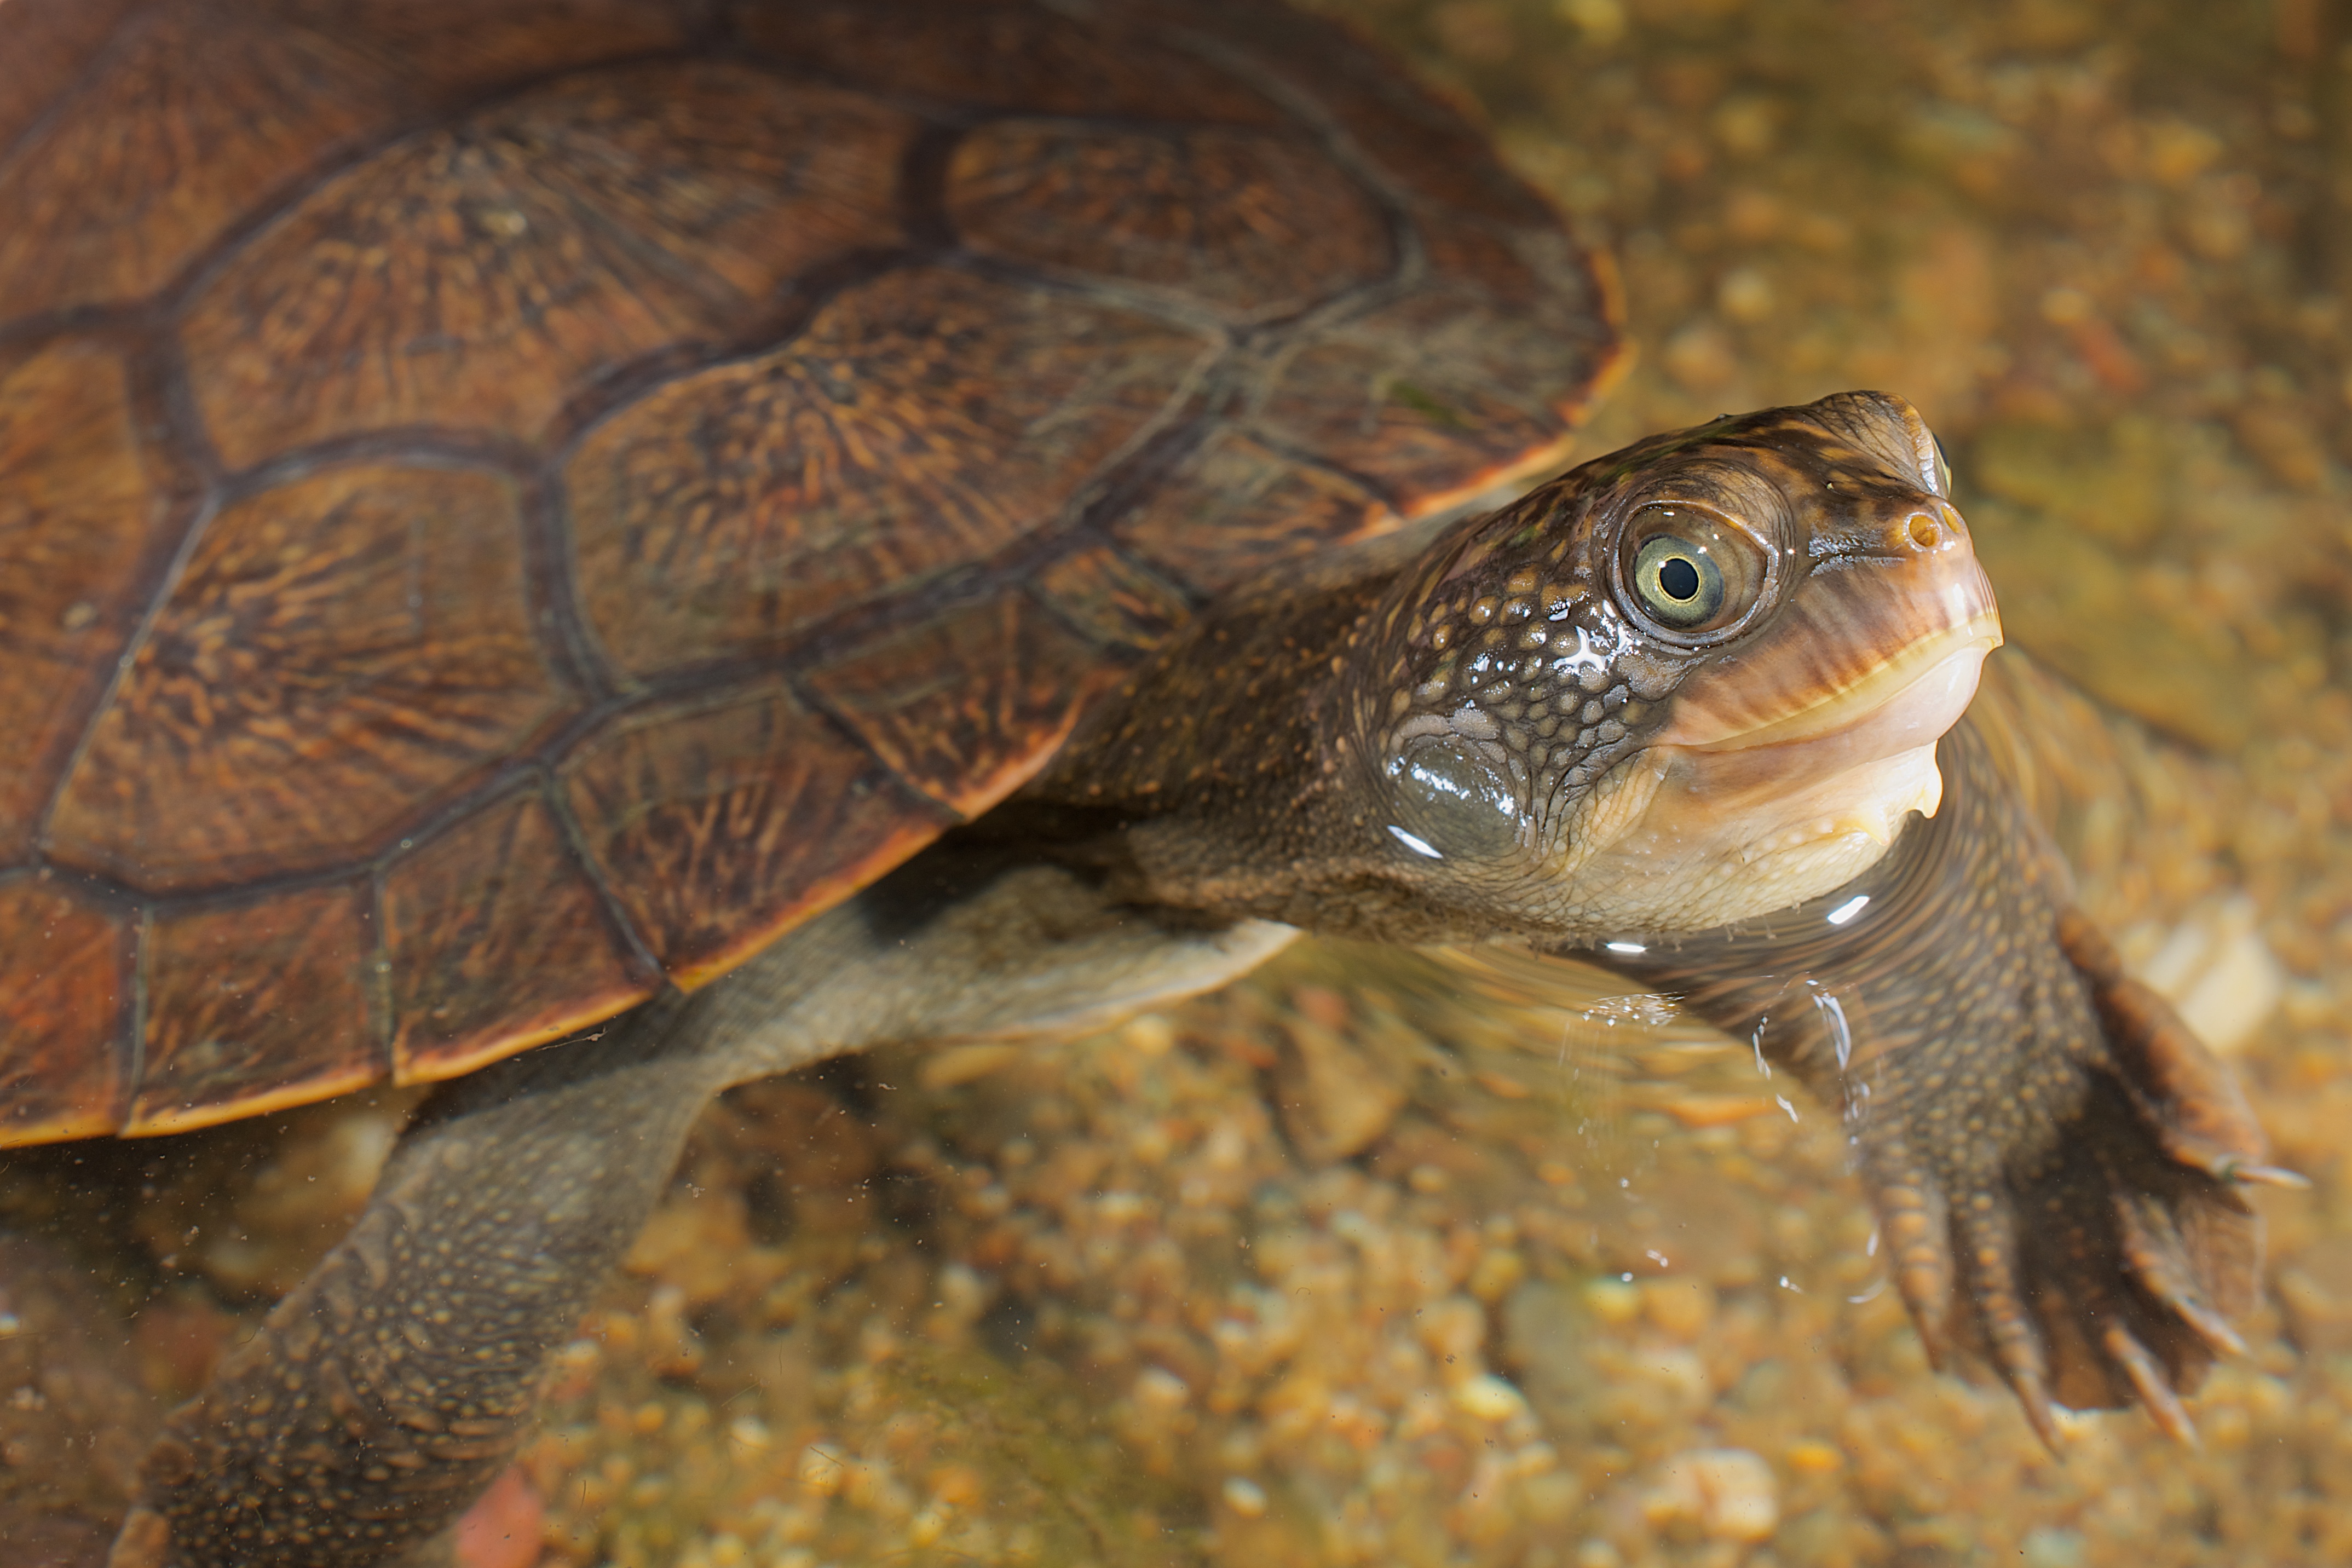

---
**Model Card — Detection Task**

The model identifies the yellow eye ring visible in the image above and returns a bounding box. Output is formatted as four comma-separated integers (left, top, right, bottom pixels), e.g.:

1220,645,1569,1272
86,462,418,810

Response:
1630,534,1725,627
1613,501,1775,641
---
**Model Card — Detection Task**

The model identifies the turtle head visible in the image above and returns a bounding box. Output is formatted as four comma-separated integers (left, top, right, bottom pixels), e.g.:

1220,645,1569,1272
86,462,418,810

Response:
1354,390,2001,938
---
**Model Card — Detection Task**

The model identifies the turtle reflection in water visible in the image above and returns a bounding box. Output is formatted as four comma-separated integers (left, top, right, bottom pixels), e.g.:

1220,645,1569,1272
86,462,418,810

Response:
0,0,2288,1563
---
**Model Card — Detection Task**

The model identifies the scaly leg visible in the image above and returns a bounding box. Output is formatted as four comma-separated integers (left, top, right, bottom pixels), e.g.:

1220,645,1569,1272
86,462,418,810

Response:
1601,718,2282,1442
108,851,1293,1567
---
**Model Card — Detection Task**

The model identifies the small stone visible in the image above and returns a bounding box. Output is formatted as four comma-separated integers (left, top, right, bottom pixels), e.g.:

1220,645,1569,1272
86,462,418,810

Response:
919,1041,1022,1088
1716,267,1774,323
1555,0,1625,46
2143,118,2222,186
2136,896,2284,1058
1665,1447,1779,1542
2282,978,2334,1029
1467,1248,1526,1301
1452,1374,1530,1421
1512,1440,1560,1476
1134,1367,1191,1410
1221,1476,1269,1517
1122,1014,1177,1056
1661,319,1738,393
1273,1017,1406,1162
1417,1296,1487,1362
2040,285,2094,324
2275,1237,2352,1353
799,1442,850,1496
1632,1345,1711,1405
1783,1437,1843,1475
2022,1525,2088,1568
1582,1277,1641,1325
451,1465,545,1568
1711,95,1779,158
1095,1191,1151,1223
1640,1277,1714,1340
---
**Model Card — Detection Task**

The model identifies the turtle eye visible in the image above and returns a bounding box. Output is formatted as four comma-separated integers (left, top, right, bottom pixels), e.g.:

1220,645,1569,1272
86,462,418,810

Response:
1616,503,1772,639
1630,534,1723,626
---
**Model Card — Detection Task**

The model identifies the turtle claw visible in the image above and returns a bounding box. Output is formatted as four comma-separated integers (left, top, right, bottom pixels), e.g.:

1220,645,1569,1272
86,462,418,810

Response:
1625,729,2280,1449
1819,901,2281,1449
1873,1131,2246,1450
2055,912,2276,1187
1872,1169,1956,1367
1859,904,2279,1448
1950,1198,2062,1449
2104,1322,2198,1446
2113,1187,2249,1359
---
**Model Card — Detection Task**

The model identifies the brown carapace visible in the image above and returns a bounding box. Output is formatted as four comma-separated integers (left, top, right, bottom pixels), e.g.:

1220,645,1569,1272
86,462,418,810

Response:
0,0,1622,1143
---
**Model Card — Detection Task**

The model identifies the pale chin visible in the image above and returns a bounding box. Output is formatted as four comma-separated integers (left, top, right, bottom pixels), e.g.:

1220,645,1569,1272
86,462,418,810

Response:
1543,640,1991,936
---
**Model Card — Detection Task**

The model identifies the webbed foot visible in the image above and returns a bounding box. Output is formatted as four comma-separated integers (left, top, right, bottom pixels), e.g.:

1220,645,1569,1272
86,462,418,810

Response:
1863,908,2289,1447
1609,719,2286,1444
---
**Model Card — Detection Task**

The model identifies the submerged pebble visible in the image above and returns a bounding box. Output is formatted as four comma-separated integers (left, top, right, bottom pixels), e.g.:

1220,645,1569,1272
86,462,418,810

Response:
11,2,2352,1566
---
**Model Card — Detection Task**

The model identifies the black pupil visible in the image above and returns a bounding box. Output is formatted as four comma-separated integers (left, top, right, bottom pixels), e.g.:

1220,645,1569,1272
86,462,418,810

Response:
1658,554,1700,601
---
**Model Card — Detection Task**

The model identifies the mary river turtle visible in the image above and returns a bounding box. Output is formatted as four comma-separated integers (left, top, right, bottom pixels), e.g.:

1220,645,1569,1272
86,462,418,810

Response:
0,1,2286,1563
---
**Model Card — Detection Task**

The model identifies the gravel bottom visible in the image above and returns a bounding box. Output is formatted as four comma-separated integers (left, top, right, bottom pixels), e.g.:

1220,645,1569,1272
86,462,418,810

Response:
13,0,2352,1565
463,0,2352,1560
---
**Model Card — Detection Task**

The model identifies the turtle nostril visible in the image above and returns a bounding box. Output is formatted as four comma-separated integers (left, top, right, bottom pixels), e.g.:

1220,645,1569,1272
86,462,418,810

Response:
1906,513,1942,550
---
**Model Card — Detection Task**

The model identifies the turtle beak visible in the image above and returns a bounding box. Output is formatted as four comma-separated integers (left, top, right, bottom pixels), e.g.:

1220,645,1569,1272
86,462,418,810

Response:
1648,497,2002,812
1541,498,2001,935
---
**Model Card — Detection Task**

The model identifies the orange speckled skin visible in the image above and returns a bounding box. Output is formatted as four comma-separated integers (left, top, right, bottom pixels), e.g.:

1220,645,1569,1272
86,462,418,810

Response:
0,0,1617,1143
1030,401,2275,1446
1607,723,2269,1440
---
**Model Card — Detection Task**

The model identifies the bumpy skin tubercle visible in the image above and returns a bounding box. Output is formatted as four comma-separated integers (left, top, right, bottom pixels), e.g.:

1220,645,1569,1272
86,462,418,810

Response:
1060,392,2001,947
105,858,1300,1568
93,388,2267,1565
108,1012,725,1568
1048,391,2272,1443
1598,720,2276,1444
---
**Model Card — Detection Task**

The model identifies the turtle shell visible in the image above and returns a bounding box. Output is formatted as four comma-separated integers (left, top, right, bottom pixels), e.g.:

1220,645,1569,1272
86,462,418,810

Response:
0,0,1622,1144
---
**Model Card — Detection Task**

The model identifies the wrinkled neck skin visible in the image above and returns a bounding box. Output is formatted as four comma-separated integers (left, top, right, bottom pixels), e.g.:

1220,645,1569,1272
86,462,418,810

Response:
1027,551,1521,945
1026,554,1935,951
1024,393,1997,953
1600,720,2045,1082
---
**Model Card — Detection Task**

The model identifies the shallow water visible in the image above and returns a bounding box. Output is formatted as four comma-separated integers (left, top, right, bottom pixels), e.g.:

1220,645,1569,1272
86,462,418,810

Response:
11,1,2352,1565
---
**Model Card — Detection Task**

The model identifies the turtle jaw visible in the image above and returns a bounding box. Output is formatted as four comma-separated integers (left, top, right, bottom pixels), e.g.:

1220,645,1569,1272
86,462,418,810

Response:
1541,515,2003,936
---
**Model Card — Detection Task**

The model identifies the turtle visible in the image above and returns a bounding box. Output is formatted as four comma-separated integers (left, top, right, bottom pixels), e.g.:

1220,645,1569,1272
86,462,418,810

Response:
0,0,2287,1563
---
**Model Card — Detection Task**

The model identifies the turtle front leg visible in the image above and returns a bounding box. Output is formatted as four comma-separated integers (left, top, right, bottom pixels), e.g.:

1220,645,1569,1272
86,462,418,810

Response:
105,850,1293,1568
108,999,725,1568
1828,898,2287,1445
1609,721,2281,1443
